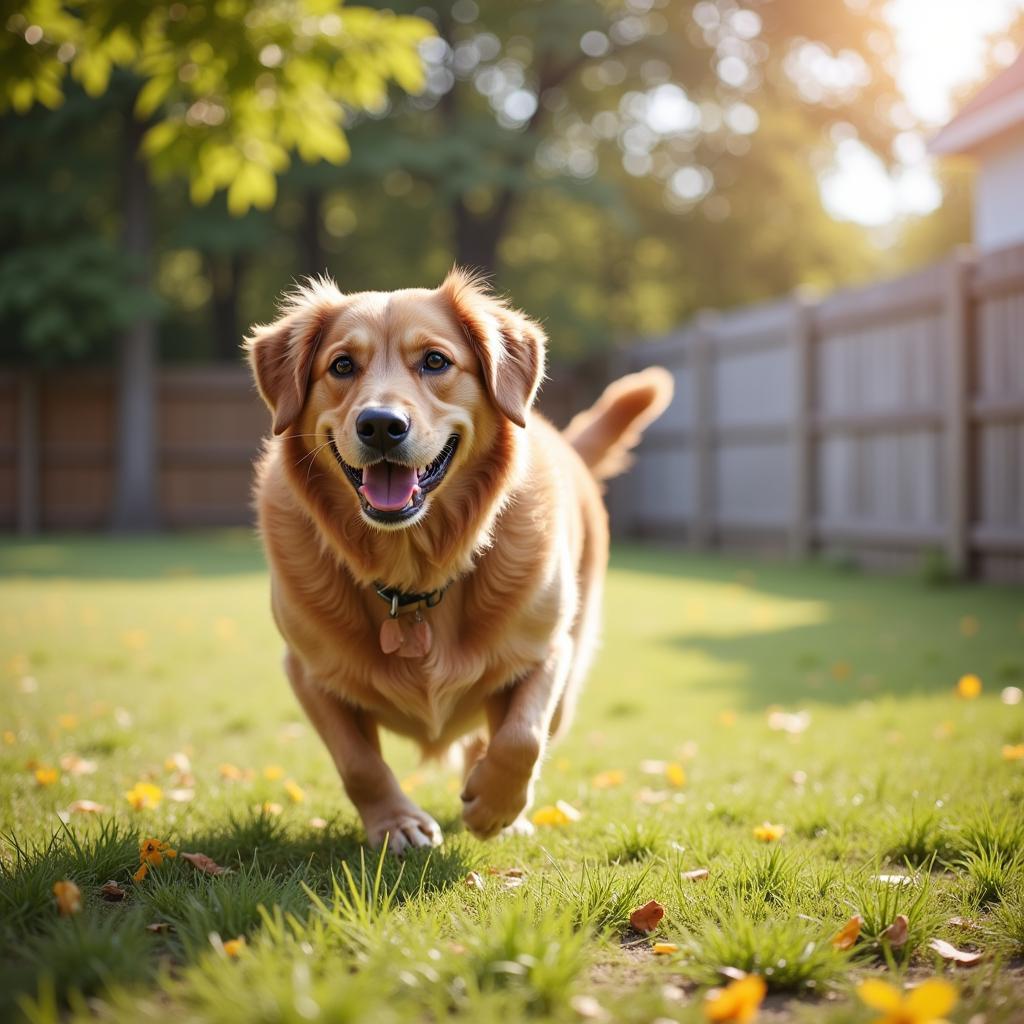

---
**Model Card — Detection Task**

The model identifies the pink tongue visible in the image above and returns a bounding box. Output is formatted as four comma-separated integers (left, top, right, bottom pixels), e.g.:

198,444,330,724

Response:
359,463,419,512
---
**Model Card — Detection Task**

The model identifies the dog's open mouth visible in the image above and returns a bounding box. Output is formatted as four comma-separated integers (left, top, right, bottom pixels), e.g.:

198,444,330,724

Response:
330,434,460,524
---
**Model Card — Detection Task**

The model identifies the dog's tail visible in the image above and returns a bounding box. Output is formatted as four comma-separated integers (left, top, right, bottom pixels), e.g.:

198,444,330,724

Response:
563,367,674,481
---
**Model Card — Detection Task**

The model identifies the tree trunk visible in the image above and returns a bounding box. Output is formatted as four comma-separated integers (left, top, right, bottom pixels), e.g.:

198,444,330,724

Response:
300,189,325,277
111,115,158,531
209,251,246,362
452,198,509,279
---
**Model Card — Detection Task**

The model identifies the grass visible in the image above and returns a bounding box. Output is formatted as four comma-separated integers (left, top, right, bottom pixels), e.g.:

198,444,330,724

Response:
1,532,1023,1023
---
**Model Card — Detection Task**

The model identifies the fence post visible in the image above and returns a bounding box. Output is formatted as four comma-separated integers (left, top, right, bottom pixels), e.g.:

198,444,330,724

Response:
943,247,975,577
16,371,40,535
789,293,817,558
691,312,716,549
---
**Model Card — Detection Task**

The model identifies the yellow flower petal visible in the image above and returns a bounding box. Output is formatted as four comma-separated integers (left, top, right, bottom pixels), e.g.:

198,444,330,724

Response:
222,936,246,958
133,863,149,882
284,779,305,803
752,822,785,842
34,767,59,786
956,674,982,699
857,979,903,1013
904,979,958,1018
665,762,686,787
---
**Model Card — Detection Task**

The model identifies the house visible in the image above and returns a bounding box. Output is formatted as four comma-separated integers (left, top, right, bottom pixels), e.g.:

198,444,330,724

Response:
930,51,1024,251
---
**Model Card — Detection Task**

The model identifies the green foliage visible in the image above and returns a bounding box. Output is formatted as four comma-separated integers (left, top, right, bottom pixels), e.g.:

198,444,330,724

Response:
2,1,432,214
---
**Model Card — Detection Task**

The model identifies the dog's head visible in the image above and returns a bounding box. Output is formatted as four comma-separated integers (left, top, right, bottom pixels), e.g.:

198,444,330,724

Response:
245,269,546,531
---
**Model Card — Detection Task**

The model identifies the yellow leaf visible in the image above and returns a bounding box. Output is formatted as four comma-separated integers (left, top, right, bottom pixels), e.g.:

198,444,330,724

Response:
831,914,862,950
52,880,81,916
704,975,766,1022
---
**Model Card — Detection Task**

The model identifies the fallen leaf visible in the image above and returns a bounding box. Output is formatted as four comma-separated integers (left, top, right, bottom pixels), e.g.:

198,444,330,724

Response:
59,753,97,775
947,916,981,931
881,914,909,948
640,759,667,774
181,852,228,876
704,974,767,1022
876,874,914,886
100,880,126,902
928,938,983,965
831,914,862,950
635,787,670,805
569,994,607,1020
767,710,811,735
67,799,107,815
164,751,191,774
629,899,665,933
531,800,581,826
145,922,170,933
681,868,710,882
465,871,485,890
652,942,678,955
52,880,81,916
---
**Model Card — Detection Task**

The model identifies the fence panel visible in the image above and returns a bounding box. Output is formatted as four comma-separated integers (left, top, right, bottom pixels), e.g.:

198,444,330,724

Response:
624,244,1024,580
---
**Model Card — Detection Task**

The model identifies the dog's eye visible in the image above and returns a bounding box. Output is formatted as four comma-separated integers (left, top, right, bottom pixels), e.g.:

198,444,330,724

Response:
331,356,355,378
423,351,450,373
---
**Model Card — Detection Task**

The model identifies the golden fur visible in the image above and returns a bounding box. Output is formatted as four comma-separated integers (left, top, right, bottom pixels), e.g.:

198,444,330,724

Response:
245,269,672,852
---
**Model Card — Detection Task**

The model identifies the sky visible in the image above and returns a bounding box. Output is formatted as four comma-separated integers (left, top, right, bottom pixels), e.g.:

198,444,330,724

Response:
821,0,1024,226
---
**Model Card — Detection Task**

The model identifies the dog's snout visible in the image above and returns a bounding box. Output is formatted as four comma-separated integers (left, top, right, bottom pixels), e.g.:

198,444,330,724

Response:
355,407,410,454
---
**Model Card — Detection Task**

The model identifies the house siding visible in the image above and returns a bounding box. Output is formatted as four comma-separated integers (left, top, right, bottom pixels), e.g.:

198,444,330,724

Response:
975,127,1024,250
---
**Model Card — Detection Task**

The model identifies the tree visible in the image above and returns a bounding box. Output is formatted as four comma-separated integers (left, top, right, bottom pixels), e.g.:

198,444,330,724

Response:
335,0,903,282
1,1,430,528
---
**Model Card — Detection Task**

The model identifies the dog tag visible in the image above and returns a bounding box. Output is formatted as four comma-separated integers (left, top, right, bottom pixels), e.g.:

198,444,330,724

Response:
379,617,405,654
399,618,432,659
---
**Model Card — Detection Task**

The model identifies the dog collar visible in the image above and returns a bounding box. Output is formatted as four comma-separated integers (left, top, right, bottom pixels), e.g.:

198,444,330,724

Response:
374,581,449,619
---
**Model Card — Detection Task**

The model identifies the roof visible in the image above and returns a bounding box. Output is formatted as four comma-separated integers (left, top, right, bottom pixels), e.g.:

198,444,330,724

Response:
930,50,1024,155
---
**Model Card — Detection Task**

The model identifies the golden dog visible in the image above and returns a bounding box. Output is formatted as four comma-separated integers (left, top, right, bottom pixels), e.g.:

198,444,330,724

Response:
245,270,671,853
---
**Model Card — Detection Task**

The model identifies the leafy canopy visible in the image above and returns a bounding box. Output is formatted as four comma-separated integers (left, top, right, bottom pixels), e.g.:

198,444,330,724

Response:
2,0,433,213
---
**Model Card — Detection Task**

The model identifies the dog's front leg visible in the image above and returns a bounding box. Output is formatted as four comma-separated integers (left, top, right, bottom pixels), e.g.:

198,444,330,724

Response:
460,638,572,839
285,652,442,854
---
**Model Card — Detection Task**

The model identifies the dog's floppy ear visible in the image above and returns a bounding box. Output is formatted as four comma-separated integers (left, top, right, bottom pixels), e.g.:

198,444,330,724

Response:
244,277,342,436
441,268,546,428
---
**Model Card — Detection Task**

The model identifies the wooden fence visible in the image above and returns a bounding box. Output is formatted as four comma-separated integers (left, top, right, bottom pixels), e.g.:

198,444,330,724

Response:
610,244,1024,581
0,367,268,531
0,361,600,533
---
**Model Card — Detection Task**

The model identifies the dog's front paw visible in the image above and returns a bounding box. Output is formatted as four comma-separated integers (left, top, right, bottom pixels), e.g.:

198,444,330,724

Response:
363,802,443,856
460,757,532,840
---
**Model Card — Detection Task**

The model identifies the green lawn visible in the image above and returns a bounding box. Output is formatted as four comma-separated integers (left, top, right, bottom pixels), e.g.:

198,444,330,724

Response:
2,533,1023,1023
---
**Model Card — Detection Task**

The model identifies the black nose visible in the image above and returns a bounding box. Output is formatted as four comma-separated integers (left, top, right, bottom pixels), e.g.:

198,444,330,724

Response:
355,407,410,454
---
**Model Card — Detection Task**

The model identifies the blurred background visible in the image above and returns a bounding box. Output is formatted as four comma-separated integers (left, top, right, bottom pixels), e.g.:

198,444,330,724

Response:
0,0,1022,579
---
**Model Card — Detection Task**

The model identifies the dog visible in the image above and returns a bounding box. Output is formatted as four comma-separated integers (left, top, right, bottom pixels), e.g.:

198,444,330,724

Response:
245,269,672,853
